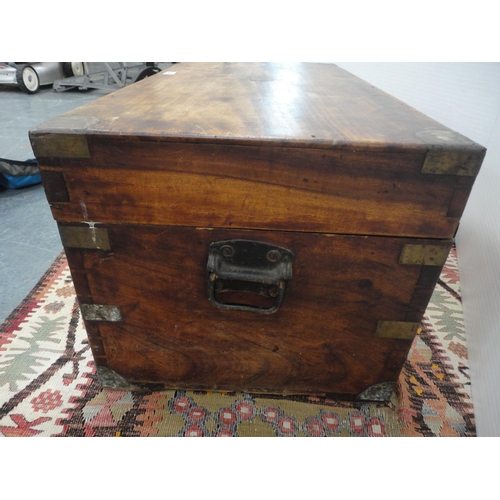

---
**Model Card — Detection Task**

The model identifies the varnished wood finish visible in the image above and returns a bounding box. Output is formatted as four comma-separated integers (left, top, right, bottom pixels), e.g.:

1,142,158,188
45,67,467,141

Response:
39,140,472,238
63,224,451,396
30,63,484,239
39,170,69,203
30,63,484,151
30,63,484,397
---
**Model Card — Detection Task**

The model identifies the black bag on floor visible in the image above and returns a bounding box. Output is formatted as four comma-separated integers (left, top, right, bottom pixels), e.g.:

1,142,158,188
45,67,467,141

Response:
0,157,41,188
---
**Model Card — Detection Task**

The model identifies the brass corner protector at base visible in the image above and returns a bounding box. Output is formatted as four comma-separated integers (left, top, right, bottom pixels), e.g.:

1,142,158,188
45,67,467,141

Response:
96,366,151,391
356,381,397,402
81,304,123,322
96,365,165,392
375,320,420,340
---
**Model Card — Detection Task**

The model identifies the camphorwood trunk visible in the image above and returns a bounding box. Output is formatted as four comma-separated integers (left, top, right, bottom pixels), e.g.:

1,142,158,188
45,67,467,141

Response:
30,63,485,400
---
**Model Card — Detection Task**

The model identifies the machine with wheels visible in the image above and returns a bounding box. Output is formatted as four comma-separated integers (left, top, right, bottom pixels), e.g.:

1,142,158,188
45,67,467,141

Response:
0,62,84,94
0,62,160,94
52,62,162,93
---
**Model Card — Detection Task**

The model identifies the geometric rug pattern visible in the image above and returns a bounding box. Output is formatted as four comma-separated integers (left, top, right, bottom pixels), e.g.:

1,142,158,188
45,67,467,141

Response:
0,247,475,436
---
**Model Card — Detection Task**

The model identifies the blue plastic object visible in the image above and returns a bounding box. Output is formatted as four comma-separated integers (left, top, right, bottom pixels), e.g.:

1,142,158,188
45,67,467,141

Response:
0,158,41,189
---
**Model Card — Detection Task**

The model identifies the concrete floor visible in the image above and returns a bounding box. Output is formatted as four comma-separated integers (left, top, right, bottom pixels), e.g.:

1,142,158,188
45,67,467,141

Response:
0,85,107,323
0,63,170,323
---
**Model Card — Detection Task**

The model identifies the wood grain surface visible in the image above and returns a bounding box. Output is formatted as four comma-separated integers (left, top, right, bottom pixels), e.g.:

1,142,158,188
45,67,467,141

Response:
63,224,451,396
30,63,482,397
30,63,484,238
39,138,474,238
31,63,483,152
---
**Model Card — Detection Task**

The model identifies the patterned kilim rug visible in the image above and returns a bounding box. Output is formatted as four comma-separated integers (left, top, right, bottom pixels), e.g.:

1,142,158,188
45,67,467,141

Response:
0,247,474,437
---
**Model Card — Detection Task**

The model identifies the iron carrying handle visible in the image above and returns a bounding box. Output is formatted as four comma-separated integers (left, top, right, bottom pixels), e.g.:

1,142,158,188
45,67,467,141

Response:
207,239,294,314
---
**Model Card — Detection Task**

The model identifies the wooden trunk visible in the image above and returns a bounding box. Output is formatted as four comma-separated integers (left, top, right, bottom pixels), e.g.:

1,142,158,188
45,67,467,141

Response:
30,63,485,401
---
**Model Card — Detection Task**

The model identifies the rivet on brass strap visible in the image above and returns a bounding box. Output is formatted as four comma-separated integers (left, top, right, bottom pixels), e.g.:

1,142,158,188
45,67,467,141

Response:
375,321,420,340
59,225,110,251
399,244,450,266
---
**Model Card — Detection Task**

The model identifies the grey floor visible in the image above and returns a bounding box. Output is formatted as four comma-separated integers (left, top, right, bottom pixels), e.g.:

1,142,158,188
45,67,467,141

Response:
0,63,175,324
0,67,137,324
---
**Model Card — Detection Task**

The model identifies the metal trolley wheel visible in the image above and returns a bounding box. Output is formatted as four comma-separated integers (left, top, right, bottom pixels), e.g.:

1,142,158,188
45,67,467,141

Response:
135,66,161,82
16,65,40,94
62,62,85,77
